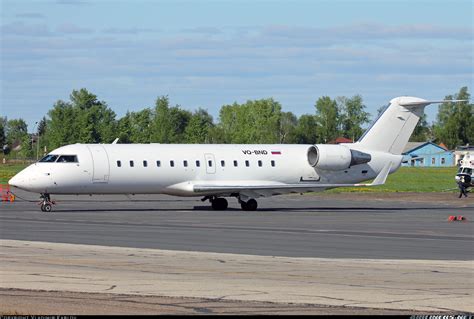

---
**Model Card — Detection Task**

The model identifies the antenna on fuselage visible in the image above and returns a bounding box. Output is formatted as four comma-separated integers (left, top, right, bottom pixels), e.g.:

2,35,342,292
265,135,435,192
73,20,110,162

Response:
112,138,119,144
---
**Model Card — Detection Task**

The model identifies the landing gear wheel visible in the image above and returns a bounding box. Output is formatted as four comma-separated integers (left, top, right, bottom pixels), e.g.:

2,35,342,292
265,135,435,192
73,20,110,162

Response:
41,203,52,212
241,199,258,211
39,193,53,212
211,198,228,210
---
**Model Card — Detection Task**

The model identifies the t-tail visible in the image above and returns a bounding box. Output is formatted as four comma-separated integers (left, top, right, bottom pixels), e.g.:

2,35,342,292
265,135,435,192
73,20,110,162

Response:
356,97,467,155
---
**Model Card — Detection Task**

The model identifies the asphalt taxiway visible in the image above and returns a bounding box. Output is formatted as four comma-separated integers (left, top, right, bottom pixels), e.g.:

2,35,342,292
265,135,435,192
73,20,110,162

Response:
1,191,473,260
1,191,473,313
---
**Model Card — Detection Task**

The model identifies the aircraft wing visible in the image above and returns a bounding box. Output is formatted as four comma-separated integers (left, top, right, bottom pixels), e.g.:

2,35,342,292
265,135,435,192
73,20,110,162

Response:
193,162,392,195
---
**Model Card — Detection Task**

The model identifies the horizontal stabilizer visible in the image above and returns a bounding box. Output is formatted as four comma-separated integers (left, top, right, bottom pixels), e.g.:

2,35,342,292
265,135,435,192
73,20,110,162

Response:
399,99,468,107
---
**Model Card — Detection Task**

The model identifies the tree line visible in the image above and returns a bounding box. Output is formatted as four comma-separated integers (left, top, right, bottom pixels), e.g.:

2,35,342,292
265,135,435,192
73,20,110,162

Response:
1,86,472,159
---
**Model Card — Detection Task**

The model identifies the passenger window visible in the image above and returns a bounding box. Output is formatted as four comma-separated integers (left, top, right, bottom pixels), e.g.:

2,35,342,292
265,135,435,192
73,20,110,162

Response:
130,160,134,167
39,155,58,163
156,160,161,167
184,160,188,167
271,160,275,167
57,155,78,163
245,160,250,167
234,160,238,167
143,160,148,167
258,160,262,167
208,160,213,167
117,160,121,167
170,160,175,167
196,160,200,167
221,160,225,167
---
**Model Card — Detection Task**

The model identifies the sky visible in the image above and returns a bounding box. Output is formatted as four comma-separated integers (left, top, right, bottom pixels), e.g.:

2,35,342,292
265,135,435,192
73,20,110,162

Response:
1,0,473,132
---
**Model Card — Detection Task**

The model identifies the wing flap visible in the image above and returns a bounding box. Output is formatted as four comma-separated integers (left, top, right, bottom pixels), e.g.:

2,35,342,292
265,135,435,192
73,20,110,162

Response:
193,162,392,194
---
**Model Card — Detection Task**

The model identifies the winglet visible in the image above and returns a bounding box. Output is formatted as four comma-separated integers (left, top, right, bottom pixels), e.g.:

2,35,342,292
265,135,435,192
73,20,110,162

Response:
368,162,392,186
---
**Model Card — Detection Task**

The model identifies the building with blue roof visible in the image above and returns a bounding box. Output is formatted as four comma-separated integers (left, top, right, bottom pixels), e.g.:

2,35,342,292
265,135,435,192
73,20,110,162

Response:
401,142,454,167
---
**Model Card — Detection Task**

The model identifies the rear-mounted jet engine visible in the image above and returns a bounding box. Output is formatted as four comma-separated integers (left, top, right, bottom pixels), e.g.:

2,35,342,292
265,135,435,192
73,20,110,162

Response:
307,145,372,170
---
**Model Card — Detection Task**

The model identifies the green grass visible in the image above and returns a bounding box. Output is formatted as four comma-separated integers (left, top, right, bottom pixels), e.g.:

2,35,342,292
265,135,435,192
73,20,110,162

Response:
327,166,459,193
0,163,459,193
0,163,29,184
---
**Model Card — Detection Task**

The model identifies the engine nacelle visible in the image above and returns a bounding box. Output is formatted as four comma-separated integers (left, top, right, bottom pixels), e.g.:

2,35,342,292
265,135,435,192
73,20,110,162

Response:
307,145,372,170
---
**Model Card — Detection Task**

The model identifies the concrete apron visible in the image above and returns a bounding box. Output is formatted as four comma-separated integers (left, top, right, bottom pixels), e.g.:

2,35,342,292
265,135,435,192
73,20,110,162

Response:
0,239,472,312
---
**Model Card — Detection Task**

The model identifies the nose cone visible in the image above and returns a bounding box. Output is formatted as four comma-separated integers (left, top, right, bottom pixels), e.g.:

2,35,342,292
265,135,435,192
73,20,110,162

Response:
8,172,27,189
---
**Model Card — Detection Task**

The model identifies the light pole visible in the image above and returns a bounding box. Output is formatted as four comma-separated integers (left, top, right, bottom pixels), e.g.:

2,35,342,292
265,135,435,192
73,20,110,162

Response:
32,121,39,161
37,128,40,161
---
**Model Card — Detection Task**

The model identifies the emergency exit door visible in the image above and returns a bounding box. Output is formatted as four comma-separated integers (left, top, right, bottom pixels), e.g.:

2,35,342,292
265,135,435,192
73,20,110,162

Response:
204,153,216,174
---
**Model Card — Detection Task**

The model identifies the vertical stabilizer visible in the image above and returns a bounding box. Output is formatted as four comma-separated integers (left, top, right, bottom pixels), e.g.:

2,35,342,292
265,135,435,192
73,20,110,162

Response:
356,97,466,155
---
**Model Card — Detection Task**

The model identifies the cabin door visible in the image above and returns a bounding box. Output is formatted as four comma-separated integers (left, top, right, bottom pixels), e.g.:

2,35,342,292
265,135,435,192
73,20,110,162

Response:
87,145,110,183
204,153,216,174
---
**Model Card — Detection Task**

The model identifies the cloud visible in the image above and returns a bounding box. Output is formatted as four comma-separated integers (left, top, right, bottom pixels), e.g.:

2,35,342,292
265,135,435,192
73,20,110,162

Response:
2,22,472,129
1,21,52,37
180,27,222,35
102,27,158,35
260,24,474,43
15,13,45,19
55,0,89,5
57,23,94,34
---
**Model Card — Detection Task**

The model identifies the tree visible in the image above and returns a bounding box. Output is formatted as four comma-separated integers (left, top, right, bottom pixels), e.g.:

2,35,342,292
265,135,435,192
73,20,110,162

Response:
337,95,370,141
6,118,28,145
410,113,431,142
184,108,214,143
216,98,282,144
151,96,193,143
0,117,6,147
117,112,133,143
433,86,473,149
45,100,79,148
279,111,298,143
37,116,47,136
45,89,117,148
314,96,339,143
70,89,116,144
293,114,319,144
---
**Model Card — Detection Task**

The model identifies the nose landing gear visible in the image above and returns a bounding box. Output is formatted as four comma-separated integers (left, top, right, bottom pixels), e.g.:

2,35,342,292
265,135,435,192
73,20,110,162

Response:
39,193,54,212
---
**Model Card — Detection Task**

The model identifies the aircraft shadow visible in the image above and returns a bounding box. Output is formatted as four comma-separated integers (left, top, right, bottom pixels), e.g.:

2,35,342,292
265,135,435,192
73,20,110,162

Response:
49,205,468,214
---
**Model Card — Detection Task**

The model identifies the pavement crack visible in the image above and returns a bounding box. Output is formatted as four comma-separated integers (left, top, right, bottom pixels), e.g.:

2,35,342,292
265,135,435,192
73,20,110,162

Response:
104,285,117,291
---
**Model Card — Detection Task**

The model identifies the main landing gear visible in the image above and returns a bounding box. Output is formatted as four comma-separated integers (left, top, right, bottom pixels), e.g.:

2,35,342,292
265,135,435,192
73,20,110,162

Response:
201,196,228,210
240,198,258,211
39,193,54,212
202,196,258,211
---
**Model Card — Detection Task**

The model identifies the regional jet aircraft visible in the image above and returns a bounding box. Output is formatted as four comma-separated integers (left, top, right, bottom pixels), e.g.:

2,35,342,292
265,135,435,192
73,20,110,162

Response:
8,96,465,212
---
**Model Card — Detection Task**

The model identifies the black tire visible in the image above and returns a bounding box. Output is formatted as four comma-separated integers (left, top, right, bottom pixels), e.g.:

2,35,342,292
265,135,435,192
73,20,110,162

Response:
40,204,46,212
241,199,258,211
43,203,52,212
211,198,228,210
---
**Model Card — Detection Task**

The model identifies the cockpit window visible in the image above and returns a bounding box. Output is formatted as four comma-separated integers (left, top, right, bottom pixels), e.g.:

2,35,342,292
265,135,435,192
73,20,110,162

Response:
462,168,472,174
57,155,78,163
39,155,58,162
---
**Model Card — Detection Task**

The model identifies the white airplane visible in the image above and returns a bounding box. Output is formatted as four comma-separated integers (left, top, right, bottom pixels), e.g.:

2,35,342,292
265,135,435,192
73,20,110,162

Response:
8,96,465,212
